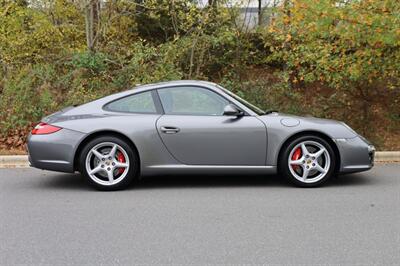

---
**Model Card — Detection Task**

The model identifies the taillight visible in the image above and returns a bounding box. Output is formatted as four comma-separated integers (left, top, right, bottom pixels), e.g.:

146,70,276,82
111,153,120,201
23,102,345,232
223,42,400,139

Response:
31,122,62,135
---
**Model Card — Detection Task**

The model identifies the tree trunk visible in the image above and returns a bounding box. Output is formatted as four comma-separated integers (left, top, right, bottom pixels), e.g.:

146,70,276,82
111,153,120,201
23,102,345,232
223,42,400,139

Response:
258,0,262,26
208,0,217,7
282,0,292,88
85,0,100,52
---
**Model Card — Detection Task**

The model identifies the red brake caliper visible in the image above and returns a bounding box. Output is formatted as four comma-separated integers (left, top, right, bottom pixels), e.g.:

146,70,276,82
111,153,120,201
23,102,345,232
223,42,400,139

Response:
291,147,302,171
117,152,126,174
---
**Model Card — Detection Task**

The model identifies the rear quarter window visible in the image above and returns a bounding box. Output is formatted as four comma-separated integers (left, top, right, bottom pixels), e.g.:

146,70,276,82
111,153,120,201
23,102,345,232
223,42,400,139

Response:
104,91,157,113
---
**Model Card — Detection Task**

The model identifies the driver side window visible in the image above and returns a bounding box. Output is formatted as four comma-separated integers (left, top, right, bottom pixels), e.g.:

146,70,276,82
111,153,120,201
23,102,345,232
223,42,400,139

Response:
157,86,229,116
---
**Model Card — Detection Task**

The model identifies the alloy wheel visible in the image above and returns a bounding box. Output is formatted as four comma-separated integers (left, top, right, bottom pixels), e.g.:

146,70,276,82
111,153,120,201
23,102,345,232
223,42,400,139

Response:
85,142,130,186
288,140,331,184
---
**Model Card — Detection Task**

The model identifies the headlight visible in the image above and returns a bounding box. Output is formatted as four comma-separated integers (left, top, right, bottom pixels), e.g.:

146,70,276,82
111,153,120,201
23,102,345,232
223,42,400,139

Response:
368,145,375,153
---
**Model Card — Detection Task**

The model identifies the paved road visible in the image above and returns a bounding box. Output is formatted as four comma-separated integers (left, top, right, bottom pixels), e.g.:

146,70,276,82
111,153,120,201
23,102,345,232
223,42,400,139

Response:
1,164,399,265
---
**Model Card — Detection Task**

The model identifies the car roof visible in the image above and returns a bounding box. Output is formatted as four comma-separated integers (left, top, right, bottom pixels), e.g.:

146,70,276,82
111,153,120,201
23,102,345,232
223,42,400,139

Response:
131,80,219,93
99,80,222,103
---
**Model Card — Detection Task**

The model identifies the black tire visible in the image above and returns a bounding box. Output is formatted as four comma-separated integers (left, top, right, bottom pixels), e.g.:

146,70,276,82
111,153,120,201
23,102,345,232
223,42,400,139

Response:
79,135,139,191
279,135,336,187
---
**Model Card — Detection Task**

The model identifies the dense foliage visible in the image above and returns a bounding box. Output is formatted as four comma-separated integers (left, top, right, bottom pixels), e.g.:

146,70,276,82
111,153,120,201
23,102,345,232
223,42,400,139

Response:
0,0,399,150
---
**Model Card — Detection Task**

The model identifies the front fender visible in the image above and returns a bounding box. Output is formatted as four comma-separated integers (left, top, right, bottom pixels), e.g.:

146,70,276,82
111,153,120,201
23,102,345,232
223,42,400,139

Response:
258,114,357,166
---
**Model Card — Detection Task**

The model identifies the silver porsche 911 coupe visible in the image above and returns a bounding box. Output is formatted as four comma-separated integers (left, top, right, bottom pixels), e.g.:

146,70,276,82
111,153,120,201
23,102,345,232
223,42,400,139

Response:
27,80,375,190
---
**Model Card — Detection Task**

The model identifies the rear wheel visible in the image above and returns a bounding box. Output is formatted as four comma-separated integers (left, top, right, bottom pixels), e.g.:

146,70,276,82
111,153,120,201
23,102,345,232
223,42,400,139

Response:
279,135,335,187
80,136,138,190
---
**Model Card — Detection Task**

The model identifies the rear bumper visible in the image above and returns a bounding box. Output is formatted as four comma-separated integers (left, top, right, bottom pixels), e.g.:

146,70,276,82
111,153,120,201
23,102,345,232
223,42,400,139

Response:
27,129,86,173
334,136,375,174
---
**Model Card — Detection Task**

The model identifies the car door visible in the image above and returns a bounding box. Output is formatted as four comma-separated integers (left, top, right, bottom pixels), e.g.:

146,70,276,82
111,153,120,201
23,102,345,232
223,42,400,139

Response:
155,86,267,165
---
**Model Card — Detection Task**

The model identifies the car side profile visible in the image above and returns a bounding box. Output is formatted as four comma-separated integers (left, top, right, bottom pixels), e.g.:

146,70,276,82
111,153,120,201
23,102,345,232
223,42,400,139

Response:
27,80,375,190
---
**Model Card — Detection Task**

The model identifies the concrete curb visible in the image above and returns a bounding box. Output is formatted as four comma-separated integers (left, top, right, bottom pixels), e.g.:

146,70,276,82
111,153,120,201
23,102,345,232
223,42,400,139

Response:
0,152,399,168
374,151,400,162
0,155,30,168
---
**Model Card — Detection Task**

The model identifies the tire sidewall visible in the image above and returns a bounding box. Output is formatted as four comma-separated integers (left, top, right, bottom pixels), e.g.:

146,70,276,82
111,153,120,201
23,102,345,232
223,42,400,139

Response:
79,136,138,191
280,135,336,187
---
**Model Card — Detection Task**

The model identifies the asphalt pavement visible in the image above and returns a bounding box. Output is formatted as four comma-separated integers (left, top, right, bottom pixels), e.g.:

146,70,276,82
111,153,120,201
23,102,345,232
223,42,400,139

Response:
1,164,399,265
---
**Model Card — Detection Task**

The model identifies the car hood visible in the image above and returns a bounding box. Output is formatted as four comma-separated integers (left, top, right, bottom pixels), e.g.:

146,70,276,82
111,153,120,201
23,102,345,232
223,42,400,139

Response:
258,112,358,139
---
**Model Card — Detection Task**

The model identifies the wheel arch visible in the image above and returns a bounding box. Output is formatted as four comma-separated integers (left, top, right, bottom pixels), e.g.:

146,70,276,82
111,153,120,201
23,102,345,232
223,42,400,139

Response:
73,130,140,172
277,130,341,173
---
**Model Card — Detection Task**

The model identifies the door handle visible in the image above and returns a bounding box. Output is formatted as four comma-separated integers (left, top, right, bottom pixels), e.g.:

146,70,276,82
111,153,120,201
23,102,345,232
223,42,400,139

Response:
160,126,180,134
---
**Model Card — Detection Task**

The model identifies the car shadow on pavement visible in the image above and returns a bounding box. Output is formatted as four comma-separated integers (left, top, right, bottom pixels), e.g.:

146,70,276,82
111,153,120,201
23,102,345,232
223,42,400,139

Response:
36,172,91,191
326,173,377,187
135,174,287,190
133,172,374,190
36,171,374,191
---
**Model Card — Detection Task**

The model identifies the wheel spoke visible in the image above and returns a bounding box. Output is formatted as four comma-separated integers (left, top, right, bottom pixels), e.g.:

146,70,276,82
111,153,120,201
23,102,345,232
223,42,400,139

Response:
108,144,117,158
290,158,303,165
301,143,309,156
107,170,114,183
302,167,310,180
314,163,326,174
114,162,128,168
92,149,104,160
89,165,103,175
312,148,325,159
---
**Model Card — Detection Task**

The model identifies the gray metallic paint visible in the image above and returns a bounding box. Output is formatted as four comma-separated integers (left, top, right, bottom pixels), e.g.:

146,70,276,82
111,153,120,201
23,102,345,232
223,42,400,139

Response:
27,80,374,176
256,112,359,167
156,115,267,165
27,128,85,172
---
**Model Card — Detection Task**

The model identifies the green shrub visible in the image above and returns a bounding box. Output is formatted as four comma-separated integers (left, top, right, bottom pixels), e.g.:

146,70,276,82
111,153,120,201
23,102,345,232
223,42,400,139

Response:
71,52,108,73
0,65,57,133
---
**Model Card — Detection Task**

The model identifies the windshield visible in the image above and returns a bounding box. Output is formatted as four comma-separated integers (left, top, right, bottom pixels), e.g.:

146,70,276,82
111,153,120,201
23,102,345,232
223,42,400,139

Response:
217,85,265,115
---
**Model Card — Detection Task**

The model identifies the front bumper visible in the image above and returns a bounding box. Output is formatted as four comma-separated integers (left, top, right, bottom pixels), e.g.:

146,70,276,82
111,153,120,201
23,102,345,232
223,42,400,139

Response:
335,136,375,173
27,128,86,173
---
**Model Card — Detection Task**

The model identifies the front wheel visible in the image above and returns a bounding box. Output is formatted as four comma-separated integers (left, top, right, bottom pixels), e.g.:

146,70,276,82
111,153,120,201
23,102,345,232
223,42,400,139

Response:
80,136,138,190
279,135,336,187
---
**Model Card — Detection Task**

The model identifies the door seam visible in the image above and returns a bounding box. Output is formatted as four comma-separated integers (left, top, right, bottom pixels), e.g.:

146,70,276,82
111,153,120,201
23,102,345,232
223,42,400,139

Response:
155,115,186,164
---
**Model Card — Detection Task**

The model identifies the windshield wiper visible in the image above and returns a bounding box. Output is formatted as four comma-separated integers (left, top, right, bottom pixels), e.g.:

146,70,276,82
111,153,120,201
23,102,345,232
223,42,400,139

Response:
263,110,278,115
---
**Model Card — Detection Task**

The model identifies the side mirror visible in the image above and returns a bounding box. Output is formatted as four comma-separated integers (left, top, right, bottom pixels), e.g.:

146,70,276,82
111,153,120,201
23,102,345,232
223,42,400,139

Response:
223,104,244,116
